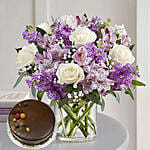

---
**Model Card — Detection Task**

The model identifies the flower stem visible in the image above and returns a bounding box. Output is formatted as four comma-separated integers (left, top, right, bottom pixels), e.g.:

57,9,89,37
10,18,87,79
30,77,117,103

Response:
56,102,67,136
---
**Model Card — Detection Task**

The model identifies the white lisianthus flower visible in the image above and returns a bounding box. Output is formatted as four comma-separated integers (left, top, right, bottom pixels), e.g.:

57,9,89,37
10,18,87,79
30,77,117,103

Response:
56,63,85,88
37,21,52,34
69,27,97,46
16,44,37,67
109,44,135,65
60,15,77,28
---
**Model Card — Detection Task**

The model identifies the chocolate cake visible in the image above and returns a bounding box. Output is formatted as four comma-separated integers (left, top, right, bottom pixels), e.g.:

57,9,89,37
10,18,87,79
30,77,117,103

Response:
8,99,55,145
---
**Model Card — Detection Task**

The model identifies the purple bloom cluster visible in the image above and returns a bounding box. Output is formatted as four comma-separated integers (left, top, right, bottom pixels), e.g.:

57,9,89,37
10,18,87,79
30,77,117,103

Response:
53,23,74,46
108,63,135,89
26,69,67,100
22,25,42,42
84,42,107,63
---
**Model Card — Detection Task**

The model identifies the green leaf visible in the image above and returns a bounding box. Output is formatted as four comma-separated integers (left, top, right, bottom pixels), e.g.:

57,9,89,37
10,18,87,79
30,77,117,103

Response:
13,76,23,88
129,44,135,51
64,84,73,93
37,45,46,54
58,98,69,107
125,87,135,100
116,39,121,45
85,90,101,105
50,100,56,106
83,13,88,21
51,16,55,23
31,87,36,97
37,91,44,101
108,90,120,103
131,80,146,86
15,48,22,53
36,27,46,36
101,97,105,112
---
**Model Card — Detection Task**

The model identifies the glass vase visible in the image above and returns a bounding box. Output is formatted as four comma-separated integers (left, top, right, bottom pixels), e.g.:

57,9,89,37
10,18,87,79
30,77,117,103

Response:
54,101,97,142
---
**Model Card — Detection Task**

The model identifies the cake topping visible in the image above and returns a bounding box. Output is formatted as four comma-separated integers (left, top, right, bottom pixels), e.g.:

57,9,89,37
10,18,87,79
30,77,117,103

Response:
26,127,30,132
18,103,21,107
13,118,16,122
20,113,26,119
14,123,19,128
15,113,20,119
23,102,28,107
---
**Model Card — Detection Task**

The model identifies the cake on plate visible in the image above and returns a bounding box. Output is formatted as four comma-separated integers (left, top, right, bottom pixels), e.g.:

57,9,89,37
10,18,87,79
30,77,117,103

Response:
8,99,55,145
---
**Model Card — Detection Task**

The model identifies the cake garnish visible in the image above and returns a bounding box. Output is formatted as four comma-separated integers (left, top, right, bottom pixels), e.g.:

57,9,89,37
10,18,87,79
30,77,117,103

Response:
26,127,30,132
13,118,16,122
14,123,19,128
23,102,28,107
15,113,20,119
20,113,26,119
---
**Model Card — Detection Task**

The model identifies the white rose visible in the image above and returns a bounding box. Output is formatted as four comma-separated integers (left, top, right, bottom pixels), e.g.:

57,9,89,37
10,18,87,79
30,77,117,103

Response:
16,44,37,67
69,27,97,46
37,21,51,34
60,15,77,28
109,44,135,65
56,63,85,88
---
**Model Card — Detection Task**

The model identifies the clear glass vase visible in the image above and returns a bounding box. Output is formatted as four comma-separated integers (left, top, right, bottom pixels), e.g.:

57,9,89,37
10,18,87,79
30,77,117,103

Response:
54,101,97,142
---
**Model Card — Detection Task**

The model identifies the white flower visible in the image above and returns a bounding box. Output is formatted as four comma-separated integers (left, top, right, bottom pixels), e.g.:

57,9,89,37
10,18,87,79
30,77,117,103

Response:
109,44,135,65
60,15,77,28
16,44,37,68
69,27,97,46
37,21,51,34
114,24,127,37
56,63,85,88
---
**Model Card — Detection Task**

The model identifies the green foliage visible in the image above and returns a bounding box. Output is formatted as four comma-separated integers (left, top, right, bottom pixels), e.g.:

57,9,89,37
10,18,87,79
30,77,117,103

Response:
36,27,46,36
31,87,36,97
85,90,101,105
64,84,74,93
50,100,57,106
107,90,120,103
132,80,146,86
116,39,121,45
37,91,44,101
125,87,135,100
57,98,69,108
101,97,105,112
13,76,23,88
37,45,46,54
129,44,135,51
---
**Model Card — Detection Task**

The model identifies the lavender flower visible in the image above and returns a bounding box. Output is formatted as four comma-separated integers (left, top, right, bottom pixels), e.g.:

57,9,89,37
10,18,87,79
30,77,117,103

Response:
22,25,42,42
108,63,135,89
34,50,52,70
73,46,91,66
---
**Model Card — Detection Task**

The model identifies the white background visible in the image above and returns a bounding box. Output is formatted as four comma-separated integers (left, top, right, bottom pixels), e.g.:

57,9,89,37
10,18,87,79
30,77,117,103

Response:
0,0,148,150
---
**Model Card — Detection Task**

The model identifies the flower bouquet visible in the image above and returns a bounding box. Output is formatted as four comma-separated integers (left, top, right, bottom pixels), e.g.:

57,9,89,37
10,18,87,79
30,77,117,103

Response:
14,14,145,142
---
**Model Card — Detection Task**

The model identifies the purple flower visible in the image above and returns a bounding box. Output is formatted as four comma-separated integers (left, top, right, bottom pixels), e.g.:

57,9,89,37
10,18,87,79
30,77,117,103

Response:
73,46,91,66
82,62,111,94
91,16,102,25
53,23,74,47
22,25,42,42
34,50,52,70
108,63,135,89
84,42,107,63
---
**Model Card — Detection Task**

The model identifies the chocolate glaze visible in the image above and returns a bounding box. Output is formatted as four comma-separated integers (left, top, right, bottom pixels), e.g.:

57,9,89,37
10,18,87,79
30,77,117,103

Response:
8,99,55,145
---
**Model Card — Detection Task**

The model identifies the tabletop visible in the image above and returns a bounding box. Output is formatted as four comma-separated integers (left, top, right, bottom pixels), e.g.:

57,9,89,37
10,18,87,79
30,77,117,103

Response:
0,113,129,150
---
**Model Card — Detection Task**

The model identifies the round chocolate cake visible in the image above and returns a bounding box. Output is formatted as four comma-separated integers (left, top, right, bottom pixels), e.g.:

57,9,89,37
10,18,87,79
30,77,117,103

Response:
8,99,55,145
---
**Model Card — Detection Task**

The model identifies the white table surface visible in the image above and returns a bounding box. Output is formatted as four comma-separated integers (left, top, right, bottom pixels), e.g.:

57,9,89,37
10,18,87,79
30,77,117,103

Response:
0,113,129,150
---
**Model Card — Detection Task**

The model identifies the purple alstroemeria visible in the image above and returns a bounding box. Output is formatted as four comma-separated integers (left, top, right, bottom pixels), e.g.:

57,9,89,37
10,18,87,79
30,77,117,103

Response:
73,46,92,66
